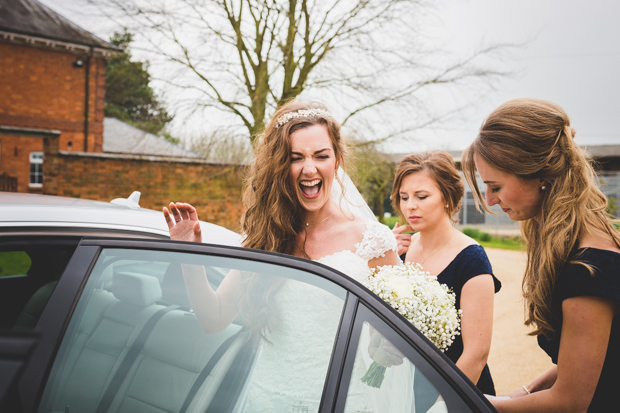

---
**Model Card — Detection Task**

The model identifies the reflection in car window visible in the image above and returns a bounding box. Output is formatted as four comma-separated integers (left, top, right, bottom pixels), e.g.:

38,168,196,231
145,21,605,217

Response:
338,305,474,413
38,248,347,413
0,238,79,330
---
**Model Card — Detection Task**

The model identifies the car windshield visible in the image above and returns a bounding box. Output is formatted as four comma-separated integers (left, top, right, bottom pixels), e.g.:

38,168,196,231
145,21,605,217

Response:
38,248,347,413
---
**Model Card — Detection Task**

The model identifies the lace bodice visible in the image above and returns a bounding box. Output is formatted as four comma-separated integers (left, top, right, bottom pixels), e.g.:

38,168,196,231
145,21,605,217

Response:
317,220,397,281
242,221,398,412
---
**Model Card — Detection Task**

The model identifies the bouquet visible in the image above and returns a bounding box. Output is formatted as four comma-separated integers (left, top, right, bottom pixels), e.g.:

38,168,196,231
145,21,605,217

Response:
360,262,461,388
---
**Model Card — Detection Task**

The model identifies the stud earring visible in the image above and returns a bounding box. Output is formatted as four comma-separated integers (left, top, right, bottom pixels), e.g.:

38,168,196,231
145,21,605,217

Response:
445,204,449,208
541,185,546,190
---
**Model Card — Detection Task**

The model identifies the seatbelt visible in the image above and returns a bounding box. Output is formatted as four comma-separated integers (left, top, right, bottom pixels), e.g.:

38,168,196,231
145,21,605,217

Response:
178,331,243,413
95,305,178,413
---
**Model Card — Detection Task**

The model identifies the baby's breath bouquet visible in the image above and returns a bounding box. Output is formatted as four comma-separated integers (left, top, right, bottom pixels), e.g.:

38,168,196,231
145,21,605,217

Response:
360,262,461,388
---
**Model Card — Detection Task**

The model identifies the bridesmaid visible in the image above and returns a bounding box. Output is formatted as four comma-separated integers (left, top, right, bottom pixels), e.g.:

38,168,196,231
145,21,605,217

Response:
463,98,620,412
391,150,501,397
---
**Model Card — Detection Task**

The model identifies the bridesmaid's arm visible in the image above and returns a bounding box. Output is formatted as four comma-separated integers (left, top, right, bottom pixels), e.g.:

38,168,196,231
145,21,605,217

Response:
456,274,495,386
492,296,616,412
500,366,557,399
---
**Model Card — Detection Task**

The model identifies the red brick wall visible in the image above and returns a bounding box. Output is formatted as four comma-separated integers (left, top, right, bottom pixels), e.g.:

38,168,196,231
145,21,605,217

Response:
0,42,105,153
42,136,245,231
0,134,45,193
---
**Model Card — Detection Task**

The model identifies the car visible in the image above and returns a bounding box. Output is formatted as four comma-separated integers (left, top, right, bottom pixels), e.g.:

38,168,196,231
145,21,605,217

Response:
0,192,497,413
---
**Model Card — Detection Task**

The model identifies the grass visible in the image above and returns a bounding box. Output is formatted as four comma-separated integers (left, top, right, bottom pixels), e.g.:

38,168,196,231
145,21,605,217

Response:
462,227,524,251
380,219,525,251
476,237,524,251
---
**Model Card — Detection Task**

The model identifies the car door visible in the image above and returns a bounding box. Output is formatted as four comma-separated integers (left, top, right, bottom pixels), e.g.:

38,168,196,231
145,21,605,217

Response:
3,238,495,413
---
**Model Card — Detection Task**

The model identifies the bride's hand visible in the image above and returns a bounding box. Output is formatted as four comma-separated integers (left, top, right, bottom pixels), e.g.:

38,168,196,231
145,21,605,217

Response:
163,202,202,243
382,340,405,366
368,329,405,367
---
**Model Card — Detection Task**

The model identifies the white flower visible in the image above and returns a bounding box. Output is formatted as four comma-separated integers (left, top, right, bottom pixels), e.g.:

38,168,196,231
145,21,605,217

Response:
362,262,461,352
388,275,413,297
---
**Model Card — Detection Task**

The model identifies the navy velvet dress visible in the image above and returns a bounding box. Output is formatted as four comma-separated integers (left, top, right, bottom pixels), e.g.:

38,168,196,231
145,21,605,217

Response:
537,248,620,412
401,244,501,396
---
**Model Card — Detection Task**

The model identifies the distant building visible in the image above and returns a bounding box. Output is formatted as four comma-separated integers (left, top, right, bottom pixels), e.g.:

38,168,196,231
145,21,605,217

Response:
0,0,244,229
0,0,119,192
389,144,620,230
0,0,202,194
102,118,200,159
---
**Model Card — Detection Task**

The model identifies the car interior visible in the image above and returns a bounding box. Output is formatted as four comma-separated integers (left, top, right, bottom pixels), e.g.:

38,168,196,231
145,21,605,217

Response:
0,237,79,332
38,255,258,413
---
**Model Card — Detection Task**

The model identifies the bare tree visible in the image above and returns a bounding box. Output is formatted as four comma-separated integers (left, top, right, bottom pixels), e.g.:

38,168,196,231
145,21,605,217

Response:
189,127,253,164
91,0,512,147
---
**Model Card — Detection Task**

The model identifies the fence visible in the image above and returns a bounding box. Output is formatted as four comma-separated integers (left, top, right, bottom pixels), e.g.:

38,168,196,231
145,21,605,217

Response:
599,172,620,217
458,172,620,235
458,175,517,235
0,173,17,192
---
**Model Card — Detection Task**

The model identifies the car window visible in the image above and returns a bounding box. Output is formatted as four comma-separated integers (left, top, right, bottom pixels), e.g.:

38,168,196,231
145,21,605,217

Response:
38,248,347,413
0,237,79,330
337,304,475,413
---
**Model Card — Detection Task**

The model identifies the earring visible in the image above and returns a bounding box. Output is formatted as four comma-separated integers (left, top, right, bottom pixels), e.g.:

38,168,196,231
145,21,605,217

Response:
541,185,546,190
445,204,449,208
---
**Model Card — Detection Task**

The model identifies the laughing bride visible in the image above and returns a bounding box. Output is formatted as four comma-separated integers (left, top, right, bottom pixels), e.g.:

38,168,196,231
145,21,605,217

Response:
163,100,415,412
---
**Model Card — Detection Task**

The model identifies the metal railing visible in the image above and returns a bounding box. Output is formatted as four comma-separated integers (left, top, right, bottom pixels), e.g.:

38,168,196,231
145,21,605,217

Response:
458,172,620,233
0,173,17,192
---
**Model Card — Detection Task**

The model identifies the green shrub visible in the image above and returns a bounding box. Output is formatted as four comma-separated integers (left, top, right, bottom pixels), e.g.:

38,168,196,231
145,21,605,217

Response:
462,228,480,239
382,215,401,228
479,232,492,242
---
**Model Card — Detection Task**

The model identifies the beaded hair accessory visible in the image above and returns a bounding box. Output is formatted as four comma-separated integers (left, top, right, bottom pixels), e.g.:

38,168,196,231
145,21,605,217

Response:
275,108,332,128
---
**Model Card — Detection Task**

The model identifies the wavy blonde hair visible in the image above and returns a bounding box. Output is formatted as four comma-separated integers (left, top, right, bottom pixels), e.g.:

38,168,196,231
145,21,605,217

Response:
239,100,346,342
462,98,620,338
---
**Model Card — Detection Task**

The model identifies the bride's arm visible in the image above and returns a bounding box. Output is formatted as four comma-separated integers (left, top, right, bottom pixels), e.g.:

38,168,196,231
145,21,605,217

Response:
181,265,242,334
164,202,242,333
368,249,398,269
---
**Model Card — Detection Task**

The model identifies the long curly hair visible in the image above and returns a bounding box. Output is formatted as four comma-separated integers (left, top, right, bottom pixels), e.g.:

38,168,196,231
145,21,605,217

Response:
391,151,464,224
239,100,346,342
462,98,620,338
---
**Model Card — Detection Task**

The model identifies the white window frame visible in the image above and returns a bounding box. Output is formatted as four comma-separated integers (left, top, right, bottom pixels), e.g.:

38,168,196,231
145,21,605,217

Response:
29,151,44,188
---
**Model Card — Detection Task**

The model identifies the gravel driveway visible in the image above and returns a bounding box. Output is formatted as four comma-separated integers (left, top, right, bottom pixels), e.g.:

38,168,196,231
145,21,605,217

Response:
485,248,555,395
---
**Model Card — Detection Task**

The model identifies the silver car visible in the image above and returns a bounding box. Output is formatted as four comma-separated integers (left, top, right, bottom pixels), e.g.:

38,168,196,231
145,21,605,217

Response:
0,192,496,413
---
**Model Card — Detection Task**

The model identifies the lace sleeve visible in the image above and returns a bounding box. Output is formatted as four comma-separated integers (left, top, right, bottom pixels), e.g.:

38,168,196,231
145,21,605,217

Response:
354,221,398,261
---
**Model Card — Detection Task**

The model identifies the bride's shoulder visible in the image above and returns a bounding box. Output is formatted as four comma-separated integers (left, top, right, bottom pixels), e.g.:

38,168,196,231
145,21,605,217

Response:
353,219,398,259
336,217,389,237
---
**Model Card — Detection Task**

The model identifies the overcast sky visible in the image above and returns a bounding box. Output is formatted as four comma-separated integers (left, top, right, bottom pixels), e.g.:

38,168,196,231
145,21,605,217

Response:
421,0,620,152
40,0,620,152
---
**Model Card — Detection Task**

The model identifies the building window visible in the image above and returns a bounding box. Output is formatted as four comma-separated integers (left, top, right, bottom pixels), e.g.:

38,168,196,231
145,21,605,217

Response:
29,152,43,187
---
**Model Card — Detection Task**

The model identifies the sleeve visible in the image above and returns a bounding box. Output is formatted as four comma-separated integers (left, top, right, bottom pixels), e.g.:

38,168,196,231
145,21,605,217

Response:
354,221,398,261
460,245,501,293
560,252,620,302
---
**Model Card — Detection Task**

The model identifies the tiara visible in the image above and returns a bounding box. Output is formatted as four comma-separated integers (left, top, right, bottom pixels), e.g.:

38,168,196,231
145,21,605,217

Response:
275,108,332,128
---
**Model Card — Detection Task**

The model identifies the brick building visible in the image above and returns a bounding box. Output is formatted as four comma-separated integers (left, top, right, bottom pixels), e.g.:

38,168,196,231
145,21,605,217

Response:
0,0,119,193
0,0,246,229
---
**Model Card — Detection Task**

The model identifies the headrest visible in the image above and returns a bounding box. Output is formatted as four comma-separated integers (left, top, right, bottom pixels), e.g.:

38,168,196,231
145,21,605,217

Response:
161,263,191,309
112,272,162,307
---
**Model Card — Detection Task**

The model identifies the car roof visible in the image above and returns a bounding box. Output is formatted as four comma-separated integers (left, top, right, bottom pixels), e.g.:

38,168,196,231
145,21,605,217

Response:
0,192,242,246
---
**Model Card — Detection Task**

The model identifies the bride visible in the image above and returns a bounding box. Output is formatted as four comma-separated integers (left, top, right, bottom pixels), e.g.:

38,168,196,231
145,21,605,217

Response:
163,100,413,412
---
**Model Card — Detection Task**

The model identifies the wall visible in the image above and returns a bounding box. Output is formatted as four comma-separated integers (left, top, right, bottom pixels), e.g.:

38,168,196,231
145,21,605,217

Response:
0,42,106,152
42,136,245,231
0,134,47,193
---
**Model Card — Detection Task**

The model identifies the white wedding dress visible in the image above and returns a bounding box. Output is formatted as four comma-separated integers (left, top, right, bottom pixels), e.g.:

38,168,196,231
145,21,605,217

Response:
241,220,416,413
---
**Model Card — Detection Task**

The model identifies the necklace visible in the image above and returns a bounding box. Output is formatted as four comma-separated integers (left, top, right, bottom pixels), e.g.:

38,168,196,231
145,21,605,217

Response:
419,228,455,264
305,212,335,226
